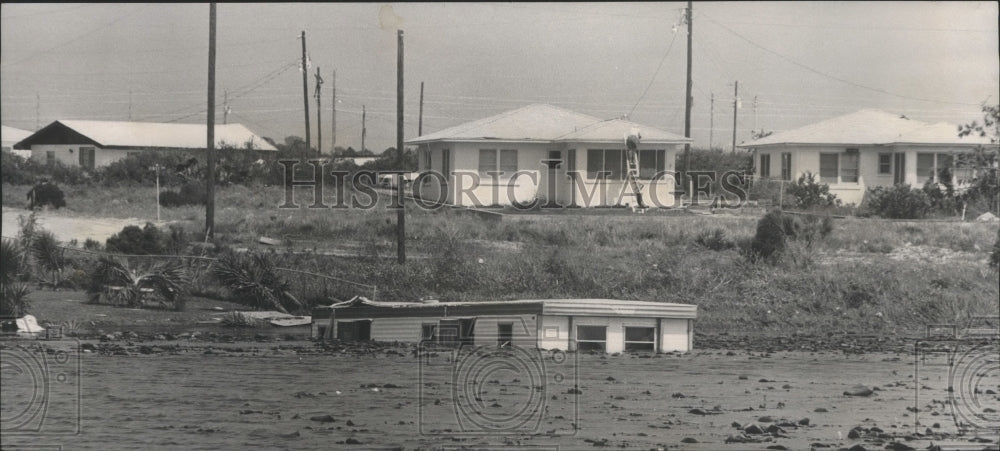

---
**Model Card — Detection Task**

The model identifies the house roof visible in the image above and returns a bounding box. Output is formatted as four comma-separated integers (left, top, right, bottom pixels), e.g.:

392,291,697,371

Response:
406,104,690,145
320,296,697,319
14,120,277,151
742,109,994,148
2,125,33,144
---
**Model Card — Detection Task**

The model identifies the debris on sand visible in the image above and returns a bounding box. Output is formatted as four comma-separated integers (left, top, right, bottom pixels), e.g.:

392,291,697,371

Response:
843,384,874,396
309,414,336,423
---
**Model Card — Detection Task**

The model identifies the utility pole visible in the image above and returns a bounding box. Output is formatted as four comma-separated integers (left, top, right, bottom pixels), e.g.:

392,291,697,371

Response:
315,67,323,156
753,95,758,134
361,105,366,154
223,89,229,124
731,80,739,154
300,30,311,152
682,0,693,179
205,2,217,239
396,29,406,264
709,92,714,150
331,70,336,153
151,164,162,222
418,81,424,136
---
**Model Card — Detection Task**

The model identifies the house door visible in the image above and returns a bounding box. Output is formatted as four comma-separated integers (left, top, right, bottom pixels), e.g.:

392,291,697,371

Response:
546,150,562,207
893,153,906,185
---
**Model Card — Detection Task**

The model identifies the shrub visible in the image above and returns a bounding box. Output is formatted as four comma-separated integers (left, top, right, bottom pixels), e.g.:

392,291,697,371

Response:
83,239,103,251
158,191,185,208
220,311,262,328
87,256,188,310
105,223,166,255
784,172,839,210
159,183,207,208
1,240,32,316
212,251,302,313
695,228,734,251
865,184,931,219
27,182,67,209
31,231,67,285
747,209,787,263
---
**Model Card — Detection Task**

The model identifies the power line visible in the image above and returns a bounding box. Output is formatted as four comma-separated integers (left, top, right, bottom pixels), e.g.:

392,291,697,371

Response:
628,28,679,118
700,12,983,107
1,5,146,68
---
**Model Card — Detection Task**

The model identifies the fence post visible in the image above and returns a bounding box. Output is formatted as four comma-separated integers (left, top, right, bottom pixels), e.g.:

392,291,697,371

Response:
779,180,784,210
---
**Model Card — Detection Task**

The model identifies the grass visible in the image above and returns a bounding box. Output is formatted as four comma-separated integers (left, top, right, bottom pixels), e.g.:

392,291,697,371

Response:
4,182,999,336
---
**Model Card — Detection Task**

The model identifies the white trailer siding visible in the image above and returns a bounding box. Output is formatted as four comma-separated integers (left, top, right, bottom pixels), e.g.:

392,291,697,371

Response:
660,319,691,352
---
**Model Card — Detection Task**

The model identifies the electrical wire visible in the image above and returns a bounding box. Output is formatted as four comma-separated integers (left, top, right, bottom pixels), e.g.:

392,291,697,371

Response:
627,28,680,119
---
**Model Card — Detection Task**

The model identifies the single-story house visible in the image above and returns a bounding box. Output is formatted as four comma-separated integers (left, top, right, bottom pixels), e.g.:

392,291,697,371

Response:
2,125,33,158
405,104,691,208
13,120,277,169
740,109,996,205
312,297,697,353
332,156,380,166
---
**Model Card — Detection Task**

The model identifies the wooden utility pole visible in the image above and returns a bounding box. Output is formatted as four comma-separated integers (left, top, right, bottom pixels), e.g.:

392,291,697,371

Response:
300,30,311,152
682,1,693,176
315,67,322,155
331,70,336,152
396,29,406,264
418,81,424,136
731,80,739,153
205,2,217,239
709,92,714,150
361,105,366,154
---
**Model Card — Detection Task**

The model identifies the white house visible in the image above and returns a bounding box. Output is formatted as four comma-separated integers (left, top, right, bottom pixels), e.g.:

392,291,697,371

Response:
13,120,277,169
405,104,691,208
312,297,697,353
2,125,33,158
740,110,996,205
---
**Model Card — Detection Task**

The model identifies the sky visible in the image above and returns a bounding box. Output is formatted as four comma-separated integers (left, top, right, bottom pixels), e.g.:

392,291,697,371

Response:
2,2,997,152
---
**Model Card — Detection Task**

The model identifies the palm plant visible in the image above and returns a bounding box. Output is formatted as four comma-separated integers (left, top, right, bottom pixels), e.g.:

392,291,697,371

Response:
87,256,188,310
212,252,301,313
31,231,67,286
1,240,32,317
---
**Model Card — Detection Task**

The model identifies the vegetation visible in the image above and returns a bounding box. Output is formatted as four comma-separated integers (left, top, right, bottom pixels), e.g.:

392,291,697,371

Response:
105,223,189,255
784,172,840,210
27,181,67,209
864,184,932,219
31,231,67,286
1,240,32,317
991,228,1000,269
212,251,302,313
86,256,188,310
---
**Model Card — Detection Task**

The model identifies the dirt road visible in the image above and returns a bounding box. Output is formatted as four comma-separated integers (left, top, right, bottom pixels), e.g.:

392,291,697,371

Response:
2,207,163,243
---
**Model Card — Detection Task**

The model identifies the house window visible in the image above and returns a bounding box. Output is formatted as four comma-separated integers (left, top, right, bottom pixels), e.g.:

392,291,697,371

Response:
422,149,432,171
576,325,607,352
819,153,839,183
624,327,656,352
841,150,859,183
586,149,624,180
421,323,437,342
79,146,96,170
478,149,517,176
917,153,935,181
780,153,792,181
878,153,892,175
759,154,771,178
46,151,55,166
638,149,666,179
936,153,954,185
543,326,559,339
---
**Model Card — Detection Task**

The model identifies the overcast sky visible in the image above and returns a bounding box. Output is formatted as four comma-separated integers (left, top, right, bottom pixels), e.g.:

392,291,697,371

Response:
2,2,997,151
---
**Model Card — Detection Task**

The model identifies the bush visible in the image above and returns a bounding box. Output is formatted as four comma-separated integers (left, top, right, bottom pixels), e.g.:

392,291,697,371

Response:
695,228,734,251
785,172,839,210
865,184,931,219
159,182,207,208
212,251,302,313
105,223,166,255
27,182,67,209
158,191,185,208
747,209,787,263
1,240,32,317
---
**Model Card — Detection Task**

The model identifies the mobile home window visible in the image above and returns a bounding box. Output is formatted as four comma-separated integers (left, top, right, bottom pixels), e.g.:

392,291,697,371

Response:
576,325,607,352
638,149,665,179
819,153,838,183
780,153,792,181
759,154,771,178
840,150,859,183
421,323,437,342
916,153,935,181
624,327,656,352
878,153,892,175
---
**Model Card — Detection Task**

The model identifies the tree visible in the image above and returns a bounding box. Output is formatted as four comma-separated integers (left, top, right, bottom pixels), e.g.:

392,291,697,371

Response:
1,240,32,317
957,103,1000,215
212,252,302,313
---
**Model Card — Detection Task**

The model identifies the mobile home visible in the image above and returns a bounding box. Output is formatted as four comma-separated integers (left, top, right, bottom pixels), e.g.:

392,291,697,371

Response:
312,297,697,353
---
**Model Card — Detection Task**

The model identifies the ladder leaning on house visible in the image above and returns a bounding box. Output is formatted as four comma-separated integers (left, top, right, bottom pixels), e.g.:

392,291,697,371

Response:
619,128,647,211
